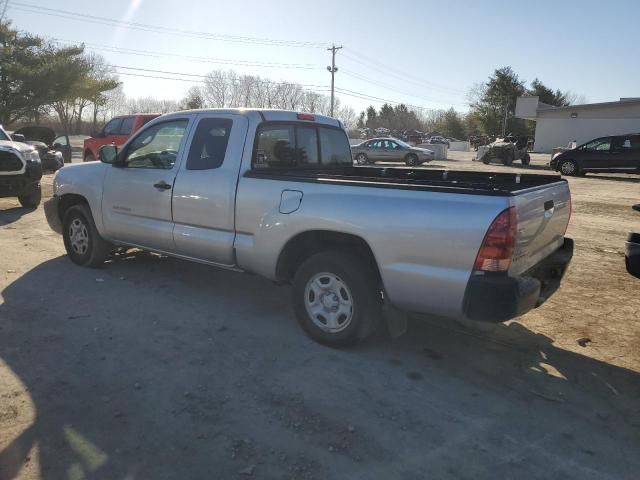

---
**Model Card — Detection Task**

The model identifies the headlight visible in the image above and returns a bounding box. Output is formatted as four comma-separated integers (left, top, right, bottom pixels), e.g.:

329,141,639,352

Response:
26,149,41,162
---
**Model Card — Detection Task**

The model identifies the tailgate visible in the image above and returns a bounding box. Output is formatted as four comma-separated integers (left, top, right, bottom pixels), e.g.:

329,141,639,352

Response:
510,180,571,276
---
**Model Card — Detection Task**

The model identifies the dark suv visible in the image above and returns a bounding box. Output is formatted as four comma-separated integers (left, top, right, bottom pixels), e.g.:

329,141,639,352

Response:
550,134,640,176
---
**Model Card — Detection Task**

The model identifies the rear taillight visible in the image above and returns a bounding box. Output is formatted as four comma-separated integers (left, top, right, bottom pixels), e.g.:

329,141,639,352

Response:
297,113,315,121
473,207,517,272
563,195,572,236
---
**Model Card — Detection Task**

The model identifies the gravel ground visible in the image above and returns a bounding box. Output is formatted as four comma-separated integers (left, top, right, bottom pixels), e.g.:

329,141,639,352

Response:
1,154,639,479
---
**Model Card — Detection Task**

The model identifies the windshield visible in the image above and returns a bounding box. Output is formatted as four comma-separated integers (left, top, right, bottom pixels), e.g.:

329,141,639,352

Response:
394,138,411,148
0,126,10,141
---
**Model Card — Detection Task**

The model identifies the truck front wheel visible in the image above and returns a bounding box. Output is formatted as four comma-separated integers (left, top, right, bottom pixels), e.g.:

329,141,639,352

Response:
18,186,42,208
292,251,381,347
62,204,111,267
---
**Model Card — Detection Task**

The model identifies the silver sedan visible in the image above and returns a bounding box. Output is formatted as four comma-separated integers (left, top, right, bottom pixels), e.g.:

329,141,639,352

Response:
351,138,434,166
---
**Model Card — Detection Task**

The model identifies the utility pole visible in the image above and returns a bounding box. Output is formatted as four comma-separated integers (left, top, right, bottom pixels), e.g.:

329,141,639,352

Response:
501,99,509,137
327,44,342,117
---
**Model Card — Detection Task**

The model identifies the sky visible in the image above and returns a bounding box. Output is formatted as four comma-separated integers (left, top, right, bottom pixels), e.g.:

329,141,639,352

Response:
4,0,640,114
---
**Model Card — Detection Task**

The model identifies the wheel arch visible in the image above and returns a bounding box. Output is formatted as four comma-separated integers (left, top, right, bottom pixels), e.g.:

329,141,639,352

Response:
276,230,381,285
58,193,89,222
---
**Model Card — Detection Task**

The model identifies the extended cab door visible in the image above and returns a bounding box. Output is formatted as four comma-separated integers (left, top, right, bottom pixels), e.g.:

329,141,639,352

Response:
101,118,191,252
172,113,249,265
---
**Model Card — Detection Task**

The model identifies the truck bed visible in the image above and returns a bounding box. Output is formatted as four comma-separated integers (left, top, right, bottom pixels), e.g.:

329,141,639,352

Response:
245,166,565,196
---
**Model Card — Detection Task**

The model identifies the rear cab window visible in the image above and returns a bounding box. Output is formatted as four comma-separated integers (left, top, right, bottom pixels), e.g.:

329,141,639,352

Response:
253,122,351,169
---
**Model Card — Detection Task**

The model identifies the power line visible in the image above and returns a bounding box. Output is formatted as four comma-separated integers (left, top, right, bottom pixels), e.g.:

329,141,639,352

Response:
52,39,320,70
341,68,467,106
112,65,330,89
341,50,466,96
9,2,327,48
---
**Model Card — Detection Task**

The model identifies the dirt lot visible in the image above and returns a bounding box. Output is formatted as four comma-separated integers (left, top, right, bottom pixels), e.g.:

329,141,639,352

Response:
1,154,639,479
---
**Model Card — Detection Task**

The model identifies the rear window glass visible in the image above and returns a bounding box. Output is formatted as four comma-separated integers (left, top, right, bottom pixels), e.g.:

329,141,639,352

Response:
255,125,296,168
186,118,232,170
319,128,352,165
297,127,319,166
253,124,351,169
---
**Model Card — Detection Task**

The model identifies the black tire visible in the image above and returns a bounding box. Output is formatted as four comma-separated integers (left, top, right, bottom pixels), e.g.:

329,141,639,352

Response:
559,159,579,176
62,204,111,268
521,153,531,166
84,152,95,162
482,154,491,165
502,150,514,166
355,153,369,165
18,186,41,208
405,153,419,166
292,251,381,347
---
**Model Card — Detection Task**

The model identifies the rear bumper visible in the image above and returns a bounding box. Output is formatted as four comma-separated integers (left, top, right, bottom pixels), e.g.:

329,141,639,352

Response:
462,238,574,322
625,233,640,278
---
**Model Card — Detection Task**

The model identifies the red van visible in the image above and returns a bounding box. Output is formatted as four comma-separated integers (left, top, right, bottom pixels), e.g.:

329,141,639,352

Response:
83,114,160,162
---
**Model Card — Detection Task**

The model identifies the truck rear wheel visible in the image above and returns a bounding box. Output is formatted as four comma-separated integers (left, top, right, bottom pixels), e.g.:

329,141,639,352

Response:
292,251,381,347
521,153,531,166
18,186,41,208
63,204,111,268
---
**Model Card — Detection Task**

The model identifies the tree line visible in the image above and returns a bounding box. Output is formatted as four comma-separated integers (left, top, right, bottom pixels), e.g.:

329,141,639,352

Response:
356,66,584,139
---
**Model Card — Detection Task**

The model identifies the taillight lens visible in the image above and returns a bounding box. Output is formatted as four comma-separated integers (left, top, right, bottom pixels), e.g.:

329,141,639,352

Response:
563,195,572,236
297,113,315,121
473,207,517,272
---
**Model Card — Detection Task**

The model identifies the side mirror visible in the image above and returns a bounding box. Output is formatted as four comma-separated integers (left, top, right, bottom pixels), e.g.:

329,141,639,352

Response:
99,144,119,164
11,133,26,142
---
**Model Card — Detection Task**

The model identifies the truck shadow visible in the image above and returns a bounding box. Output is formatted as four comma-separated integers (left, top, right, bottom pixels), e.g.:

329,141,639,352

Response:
0,206,34,225
582,174,640,184
1,252,639,479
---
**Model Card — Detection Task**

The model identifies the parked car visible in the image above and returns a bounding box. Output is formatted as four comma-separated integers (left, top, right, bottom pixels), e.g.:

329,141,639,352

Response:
13,126,70,171
626,204,640,279
351,137,434,166
45,109,573,347
0,125,43,207
429,136,450,148
550,134,640,176
83,114,160,162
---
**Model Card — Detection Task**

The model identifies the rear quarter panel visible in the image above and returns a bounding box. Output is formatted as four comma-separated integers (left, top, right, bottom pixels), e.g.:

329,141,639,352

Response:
235,177,508,319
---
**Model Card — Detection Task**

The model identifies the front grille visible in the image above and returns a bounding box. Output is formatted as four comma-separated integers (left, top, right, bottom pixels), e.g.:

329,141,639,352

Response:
0,151,23,171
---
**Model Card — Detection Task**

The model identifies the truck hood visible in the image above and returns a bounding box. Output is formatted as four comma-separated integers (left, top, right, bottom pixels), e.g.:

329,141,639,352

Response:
0,139,36,154
14,126,56,145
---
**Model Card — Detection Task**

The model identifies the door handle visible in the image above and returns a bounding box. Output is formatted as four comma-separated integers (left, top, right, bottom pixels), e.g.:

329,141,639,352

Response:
153,181,172,190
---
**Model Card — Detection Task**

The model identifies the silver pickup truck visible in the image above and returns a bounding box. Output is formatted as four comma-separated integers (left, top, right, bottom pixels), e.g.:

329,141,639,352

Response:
45,109,573,346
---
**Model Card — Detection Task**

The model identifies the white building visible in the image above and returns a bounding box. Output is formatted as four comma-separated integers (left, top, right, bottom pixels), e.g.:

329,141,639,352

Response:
515,96,640,153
